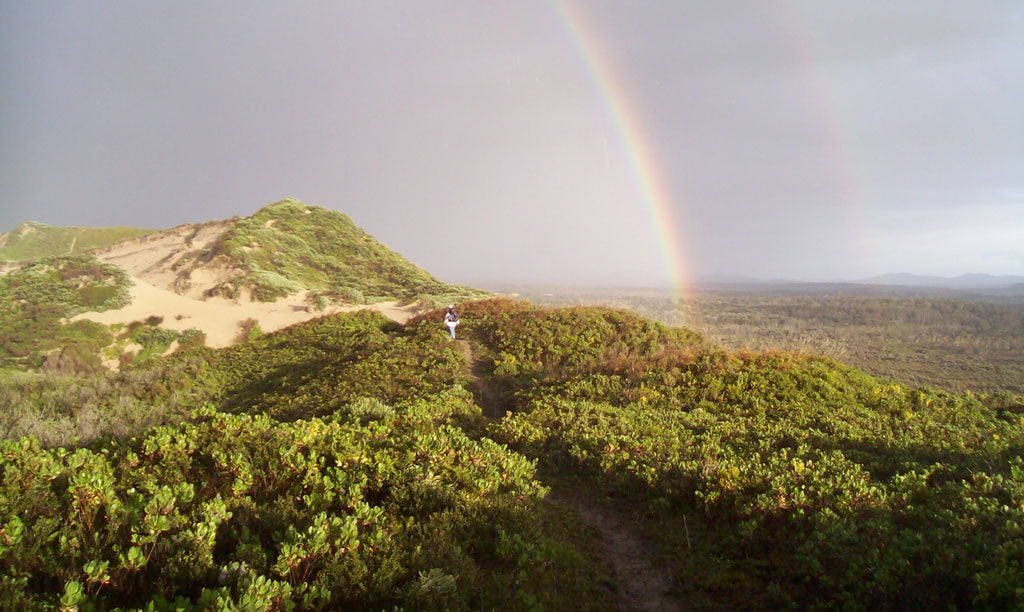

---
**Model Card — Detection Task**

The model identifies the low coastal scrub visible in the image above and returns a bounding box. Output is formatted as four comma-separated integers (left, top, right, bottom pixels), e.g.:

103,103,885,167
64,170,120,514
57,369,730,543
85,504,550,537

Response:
452,299,1024,609
0,397,591,611
2,299,1021,608
0,256,132,372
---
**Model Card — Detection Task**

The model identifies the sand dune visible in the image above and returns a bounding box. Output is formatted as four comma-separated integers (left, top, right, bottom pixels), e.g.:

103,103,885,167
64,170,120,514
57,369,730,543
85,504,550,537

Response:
90,220,240,298
73,276,420,348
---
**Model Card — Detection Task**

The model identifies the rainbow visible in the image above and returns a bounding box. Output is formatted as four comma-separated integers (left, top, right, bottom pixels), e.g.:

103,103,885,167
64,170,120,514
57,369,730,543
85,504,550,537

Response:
772,1,872,263
552,0,692,301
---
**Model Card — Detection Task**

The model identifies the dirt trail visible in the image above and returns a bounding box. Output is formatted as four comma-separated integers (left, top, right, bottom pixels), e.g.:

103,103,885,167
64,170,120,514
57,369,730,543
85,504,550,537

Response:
546,487,682,612
456,339,683,612
454,339,504,418
67,229,84,255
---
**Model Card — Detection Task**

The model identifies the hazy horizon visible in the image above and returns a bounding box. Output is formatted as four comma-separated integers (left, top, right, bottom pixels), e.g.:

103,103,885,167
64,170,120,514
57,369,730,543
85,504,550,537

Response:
2,1,1022,286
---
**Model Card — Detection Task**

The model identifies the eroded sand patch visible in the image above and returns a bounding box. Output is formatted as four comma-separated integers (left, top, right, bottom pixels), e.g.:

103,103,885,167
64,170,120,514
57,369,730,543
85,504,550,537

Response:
73,276,420,348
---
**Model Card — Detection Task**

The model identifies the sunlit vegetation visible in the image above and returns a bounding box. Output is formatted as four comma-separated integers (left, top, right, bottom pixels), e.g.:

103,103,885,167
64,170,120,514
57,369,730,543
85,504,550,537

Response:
453,299,1024,609
0,256,132,373
183,199,489,306
0,222,151,262
521,290,1024,394
0,309,609,609
2,298,1021,609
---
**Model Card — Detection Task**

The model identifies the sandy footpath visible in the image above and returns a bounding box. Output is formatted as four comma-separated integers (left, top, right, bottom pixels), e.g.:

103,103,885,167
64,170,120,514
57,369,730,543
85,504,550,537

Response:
72,276,420,348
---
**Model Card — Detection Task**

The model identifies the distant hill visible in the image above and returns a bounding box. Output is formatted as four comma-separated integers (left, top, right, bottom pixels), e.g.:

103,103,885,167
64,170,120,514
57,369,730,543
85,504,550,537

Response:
0,199,489,369
0,221,152,262
88,198,487,306
858,272,1024,290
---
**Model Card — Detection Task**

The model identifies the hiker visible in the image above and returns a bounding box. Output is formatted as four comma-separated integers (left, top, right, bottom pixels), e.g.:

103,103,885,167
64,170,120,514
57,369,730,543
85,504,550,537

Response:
444,304,460,340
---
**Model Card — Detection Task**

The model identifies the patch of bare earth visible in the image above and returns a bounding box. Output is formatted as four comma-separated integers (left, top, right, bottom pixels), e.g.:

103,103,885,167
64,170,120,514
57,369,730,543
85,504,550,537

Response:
76,218,423,361
67,229,84,255
73,276,422,348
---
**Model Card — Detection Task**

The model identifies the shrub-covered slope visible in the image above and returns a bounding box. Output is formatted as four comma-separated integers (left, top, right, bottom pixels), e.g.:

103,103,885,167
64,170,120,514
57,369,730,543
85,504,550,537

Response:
0,309,606,610
176,199,488,305
448,299,1024,610
2,299,1022,609
0,256,132,373
0,222,151,262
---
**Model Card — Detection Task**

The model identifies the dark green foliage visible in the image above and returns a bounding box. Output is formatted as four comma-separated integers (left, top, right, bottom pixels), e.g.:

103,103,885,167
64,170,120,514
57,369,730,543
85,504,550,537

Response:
0,399,575,610
0,256,131,371
196,199,489,305
0,305,612,610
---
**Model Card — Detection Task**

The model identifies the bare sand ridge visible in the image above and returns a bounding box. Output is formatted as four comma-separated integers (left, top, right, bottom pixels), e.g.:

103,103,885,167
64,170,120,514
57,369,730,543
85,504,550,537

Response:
90,220,242,298
72,276,419,348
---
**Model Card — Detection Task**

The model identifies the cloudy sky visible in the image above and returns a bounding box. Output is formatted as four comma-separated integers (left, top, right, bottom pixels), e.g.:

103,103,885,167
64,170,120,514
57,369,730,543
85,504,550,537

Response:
2,1,1022,286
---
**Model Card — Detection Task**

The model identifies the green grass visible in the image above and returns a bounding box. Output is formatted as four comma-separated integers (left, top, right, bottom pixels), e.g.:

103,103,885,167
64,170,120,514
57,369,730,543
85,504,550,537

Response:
0,222,151,262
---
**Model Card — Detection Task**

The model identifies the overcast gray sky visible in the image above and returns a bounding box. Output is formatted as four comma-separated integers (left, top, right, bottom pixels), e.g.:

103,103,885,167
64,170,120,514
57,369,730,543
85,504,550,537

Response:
2,1,1022,286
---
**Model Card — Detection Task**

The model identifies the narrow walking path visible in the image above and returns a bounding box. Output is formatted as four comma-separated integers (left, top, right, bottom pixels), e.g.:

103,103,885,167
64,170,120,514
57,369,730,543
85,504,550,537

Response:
456,339,685,612
546,486,683,612
67,229,85,255
454,339,504,418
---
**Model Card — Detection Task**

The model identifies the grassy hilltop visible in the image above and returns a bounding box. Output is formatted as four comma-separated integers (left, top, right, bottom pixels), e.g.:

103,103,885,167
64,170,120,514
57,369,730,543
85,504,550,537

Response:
175,199,488,306
1,299,1022,610
0,222,151,262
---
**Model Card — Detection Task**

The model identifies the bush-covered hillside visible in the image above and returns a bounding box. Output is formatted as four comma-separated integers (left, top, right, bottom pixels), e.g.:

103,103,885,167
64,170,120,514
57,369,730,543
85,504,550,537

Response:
0,256,133,373
521,289,1024,394
184,199,488,306
0,222,151,262
448,299,1024,610
0,309,606,611
2,299,1022,609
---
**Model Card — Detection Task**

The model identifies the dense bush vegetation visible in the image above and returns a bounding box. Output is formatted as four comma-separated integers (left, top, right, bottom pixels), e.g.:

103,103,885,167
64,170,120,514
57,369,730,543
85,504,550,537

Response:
0,396,593,611
3,297,1022,609
0,308,609,609
0,256,132,372
522,289,1024,394
447,299,1024,609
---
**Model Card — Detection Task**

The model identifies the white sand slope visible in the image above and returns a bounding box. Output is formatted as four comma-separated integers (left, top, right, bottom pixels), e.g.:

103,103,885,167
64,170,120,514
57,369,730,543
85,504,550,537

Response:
90,220,240,298
72,276,420,348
